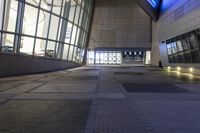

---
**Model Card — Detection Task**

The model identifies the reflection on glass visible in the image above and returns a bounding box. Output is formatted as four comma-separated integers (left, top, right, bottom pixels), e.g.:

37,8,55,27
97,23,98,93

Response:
0,0,94,64
69,1,76,21
68,45,74,61
62,44,69,60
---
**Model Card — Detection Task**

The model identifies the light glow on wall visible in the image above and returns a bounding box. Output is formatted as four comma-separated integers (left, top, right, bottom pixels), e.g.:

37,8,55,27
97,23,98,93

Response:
147,0,160,8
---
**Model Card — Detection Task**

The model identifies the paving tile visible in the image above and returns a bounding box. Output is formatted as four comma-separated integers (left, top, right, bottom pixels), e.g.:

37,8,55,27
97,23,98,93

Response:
0,81,26,92
0,100,91,133
93,99,151,133
98,93,126,99
99,84,125,93
0,82,44,95
127,93,200,101
31,83,97,93
13,93,97,100
174,83,200,92
114,72,145,75
58,76,99,81
133,101,200,132
0,99,7,104
123,84,189,93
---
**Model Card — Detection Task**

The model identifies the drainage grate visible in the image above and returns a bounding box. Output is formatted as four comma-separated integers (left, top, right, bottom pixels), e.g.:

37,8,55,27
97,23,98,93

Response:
114,72,144,75
122,84,189,93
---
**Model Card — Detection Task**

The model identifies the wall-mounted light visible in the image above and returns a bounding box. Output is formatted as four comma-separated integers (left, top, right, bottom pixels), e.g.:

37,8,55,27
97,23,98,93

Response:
168,66,171,70
190,68,193,72
177,67,181,71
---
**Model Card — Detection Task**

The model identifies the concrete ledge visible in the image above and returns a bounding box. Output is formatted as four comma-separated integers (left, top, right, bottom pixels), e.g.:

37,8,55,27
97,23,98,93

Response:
0,54,81,77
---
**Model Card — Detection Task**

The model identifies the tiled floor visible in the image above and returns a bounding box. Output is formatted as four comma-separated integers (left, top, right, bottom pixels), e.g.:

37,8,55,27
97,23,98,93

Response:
1,66,200,133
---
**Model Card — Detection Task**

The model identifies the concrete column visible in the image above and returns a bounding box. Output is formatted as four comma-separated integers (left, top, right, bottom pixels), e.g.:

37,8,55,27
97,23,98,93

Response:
57,1,71,59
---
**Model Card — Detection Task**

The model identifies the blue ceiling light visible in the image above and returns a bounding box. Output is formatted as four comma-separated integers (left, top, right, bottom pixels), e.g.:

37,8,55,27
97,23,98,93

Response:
147,0,160,8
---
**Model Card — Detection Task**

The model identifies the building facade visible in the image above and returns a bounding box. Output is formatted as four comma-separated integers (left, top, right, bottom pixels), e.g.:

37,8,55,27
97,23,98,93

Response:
87,0,152,65
151,0,200,68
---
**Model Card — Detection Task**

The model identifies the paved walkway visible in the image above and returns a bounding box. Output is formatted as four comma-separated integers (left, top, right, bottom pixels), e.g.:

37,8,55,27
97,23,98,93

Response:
0,66,200,133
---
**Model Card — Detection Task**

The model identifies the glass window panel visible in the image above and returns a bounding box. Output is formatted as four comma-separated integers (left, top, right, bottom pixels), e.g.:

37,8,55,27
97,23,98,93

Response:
173,54,179,63
182,39,189,50
189,33,198,49
20,36,34,55
48,15,59,40
172,42,177,54
69,1,76,21
52,0,63,15
72,46,77,62
41,0,51,11
34,38,46,57
77,0,82,5
23,5,38,36
95,52,100,64
4,0,18,32
82,0,86,8
184,52,192,63
46,41,56,58
76,48,81,62
178,53,185,63
2,33,14,53
70,25,77,44
168,55,174,63
68,45,74,61
75,28,80,46
191,50,200,63
26,0,40,6
74,5,80,24
78,8,84,26
62,44,69,60
37,10,50,38
197,29,200,45
176,40,183,52
65,22,72,43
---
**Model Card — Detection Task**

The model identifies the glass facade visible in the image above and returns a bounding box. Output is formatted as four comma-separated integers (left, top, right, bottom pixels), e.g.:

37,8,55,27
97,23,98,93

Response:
87,50,151,65
166,29,200,63
87,51,122,65
0,0,94,63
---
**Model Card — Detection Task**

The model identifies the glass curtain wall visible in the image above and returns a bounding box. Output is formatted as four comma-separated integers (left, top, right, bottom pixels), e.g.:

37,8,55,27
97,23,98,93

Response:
0,0,94,63
166,29,200,63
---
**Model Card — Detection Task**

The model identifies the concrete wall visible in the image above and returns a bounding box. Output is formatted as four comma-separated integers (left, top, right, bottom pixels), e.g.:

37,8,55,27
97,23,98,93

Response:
0,54,81,77
152,0,200,67
135,0,160,21
88,0,151,49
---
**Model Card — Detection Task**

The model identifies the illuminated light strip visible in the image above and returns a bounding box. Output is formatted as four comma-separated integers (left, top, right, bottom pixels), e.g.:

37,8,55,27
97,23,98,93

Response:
147,0,158,8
